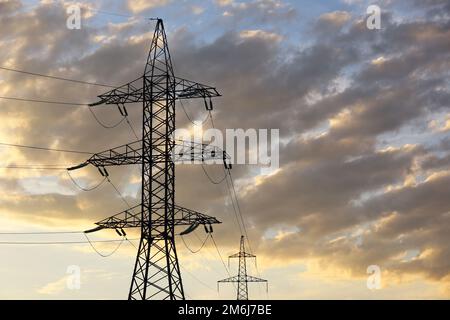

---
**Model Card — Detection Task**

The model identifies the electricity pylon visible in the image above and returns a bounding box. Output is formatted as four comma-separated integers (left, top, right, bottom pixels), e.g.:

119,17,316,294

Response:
218,236,268,300
69,19,231,300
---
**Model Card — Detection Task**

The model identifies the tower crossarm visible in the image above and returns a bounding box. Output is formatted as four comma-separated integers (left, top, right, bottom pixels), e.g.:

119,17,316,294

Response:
173,205,221,227
84,204,221,233
67,140,231,171
218,275,239,283
87,140,144,168
229,252,256,259
89,76,145,106
174,76,221,100
88,75,220,106
243,275,267,283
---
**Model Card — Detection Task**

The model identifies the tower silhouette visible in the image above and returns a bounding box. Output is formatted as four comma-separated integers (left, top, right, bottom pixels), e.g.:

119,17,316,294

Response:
70,19,230,300
218,236,268,300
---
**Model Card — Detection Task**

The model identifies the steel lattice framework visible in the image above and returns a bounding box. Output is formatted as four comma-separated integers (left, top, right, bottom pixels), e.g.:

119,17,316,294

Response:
70,19,230,300
218,236,268,300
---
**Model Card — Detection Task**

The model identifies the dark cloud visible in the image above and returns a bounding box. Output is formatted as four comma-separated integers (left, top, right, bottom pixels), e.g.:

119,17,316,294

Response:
0,0,21,16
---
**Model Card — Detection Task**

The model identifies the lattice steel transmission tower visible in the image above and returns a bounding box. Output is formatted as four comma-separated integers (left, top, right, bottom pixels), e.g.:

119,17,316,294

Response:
218,236,268,300
69,19,231,300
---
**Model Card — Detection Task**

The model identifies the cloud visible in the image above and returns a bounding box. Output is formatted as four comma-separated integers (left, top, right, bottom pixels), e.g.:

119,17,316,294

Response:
318,11,351,27
37,276,68,295
239,29,282,42
217,0,297,23
127,0,171,14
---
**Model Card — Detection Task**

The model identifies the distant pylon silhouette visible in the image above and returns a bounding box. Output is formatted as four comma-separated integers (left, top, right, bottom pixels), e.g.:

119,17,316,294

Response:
218,235,268,300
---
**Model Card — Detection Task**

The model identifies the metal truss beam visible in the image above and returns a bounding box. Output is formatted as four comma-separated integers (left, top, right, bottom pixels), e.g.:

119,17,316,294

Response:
85,204,221,231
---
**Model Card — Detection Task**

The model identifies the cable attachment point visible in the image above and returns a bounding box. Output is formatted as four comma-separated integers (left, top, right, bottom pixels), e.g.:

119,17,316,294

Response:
117,103,128,117
115,228,127,237
67,162,88,171
204,97,213,111
97,166,109,177
223,151,232,170
202,224,214,234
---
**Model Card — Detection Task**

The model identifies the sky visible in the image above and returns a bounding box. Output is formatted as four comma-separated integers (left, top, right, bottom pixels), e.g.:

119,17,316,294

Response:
0,0,449,299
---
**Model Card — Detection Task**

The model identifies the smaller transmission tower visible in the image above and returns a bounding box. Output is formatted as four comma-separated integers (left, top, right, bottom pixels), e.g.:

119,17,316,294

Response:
218,235,268,300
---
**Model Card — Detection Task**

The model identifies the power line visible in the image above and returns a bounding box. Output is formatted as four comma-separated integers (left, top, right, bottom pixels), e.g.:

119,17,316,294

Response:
179,99,210,126
0,142,93,155
0,96,88,106
0,231,83,235
227,171,253,254
67,170,107,192
201,164,227,185
107,177,136,213
179,262,217,293
224,169,244,236
0,66,116,88
0,163,71,167
88,107,127,129
84,233,125,257
210,234,232,278
226,170,266,290
84,7,157,20
0,165,68,170
0,239,138,245
180,233,209,254
125,117,140,141
208,110,216,128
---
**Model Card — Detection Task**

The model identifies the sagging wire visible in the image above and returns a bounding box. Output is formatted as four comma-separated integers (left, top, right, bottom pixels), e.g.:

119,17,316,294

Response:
66,170,107,192
84,233,126,257
88,106,127,129
201,164,227,185
180,233,210,254
179,99,210,126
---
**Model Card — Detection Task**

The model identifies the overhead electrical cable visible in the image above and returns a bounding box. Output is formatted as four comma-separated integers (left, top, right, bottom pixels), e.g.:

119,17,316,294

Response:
180,233,209,254
0,66,116,88
87,107,127,129
67,170,107,192
0,231,83,235
179,99,210,126
0,239,137,245
0,142,93,154
84,233,126,257
0,96,88,106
